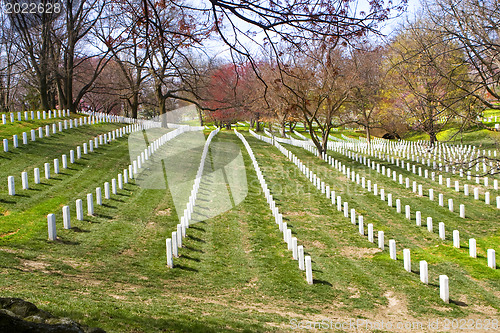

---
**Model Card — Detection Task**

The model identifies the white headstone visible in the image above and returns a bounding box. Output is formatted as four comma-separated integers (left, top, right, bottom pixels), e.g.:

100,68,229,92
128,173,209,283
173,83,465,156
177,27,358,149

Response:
439,222,445,240
76,199,83,221
305,256,313,285
358,216,364,235
47,214,56,241
61,154,67,169
7,176,15,195
104,182,110,199
460,204,465,218
453,230,460,248
427,217,433,232
292,237,298,260
378,231,384,250
87,193,94,215
54,159,59,174
488,249,496,269
469,238,476,258
389,239,397,260
44,163,50,179
440,275,449,303
298,245,305,270
20,172,28,190
172,232,178,257
62,205,71,229
166,239,173,268
34,168,40,184
96,187,102,205
420,261,428,284
403,249,411,272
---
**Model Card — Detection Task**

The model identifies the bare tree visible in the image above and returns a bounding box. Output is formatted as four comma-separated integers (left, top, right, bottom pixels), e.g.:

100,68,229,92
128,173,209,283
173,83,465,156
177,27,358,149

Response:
425,0,500,113
388,18,472,145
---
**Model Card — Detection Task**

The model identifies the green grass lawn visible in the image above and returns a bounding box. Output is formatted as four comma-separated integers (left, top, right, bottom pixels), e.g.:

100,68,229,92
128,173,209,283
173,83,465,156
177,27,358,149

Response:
1,122,499,332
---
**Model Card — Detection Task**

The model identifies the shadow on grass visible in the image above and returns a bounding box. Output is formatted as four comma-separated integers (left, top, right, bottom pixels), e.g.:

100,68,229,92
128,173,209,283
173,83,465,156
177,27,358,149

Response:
71,227,90,233
0,198,16,204
111,198,125,203
175,264,199,272
450,299,468,307
182,254,201,262
183,245,204,253
187,235,206,243
189,225,205,232
54,238,80,245
313,279,333,286
102,203,117,209
94,213,114,220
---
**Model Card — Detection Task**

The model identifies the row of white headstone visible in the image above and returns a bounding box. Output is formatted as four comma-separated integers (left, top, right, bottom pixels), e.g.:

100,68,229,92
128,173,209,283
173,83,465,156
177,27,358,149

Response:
332,138,498,191
2,116,107,153
77,110,144,125
348,134,498,170
6,124,137,195
335,137,499,193
270,136,497,302
1,109,68,126
263,138,450,296
47,122,189,241
166,128,220,268
327,142,500,210
326,147,472,217
307,144,497,271
240,130,313,284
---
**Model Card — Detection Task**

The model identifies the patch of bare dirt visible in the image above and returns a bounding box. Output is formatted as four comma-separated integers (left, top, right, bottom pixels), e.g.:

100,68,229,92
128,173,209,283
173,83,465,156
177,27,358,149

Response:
382,290,409,317
19,259,51,274
0,229,19,238
156,208,171,216
0,247,22,254
340,246,381,259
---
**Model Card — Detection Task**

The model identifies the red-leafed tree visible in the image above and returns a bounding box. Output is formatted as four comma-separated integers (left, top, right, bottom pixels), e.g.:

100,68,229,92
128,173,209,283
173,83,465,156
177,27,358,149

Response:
201,62,257,129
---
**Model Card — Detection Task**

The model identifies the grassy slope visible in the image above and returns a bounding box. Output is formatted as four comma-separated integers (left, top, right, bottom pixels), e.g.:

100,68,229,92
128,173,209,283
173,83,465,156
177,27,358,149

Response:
0,125,499,332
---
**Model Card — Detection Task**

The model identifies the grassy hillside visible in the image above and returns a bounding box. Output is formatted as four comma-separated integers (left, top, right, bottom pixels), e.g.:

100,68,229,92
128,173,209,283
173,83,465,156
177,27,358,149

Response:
1,122,499,332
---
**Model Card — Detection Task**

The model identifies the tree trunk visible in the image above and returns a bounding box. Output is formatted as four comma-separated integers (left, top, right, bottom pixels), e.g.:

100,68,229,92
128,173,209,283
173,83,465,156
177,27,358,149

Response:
429,131,438,146
281,122,286,137
256,120,261,132
365,125,371,143
197,107,204,126
131,93,139,119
